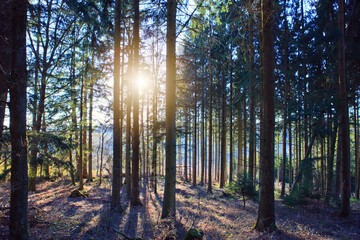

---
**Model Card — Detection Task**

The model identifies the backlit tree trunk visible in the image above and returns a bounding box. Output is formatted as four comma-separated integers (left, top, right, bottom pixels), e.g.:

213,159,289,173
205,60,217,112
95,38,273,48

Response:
254,0,276,232
9,0,29,238
111,0,122,210
131,0,142,206
338,0,350,217
162,0,177,218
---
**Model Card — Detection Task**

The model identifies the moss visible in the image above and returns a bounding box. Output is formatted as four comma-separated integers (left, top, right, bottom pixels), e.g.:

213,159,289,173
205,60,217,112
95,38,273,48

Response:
69,189,89,198
183,228,204,240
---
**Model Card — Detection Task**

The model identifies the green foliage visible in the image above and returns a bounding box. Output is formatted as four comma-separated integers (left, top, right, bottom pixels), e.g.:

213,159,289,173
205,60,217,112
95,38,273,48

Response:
28,131,73,153
229,173,258,200
183,228,204,240
283,186,309,206
0,169,11,182
284,185,321,207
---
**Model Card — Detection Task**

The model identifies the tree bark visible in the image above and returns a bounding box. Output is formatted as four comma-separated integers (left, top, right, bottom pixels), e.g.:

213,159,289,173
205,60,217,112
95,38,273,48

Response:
248,18,255,186
111,0,122,210
0,0,10,168
338,0,350,217
192,70,197,187
201,79,205,186
229,50,234,183
220,74,227,188
355,101,359,199
207,25,213,193
162,0,177,219
131,0,141,206
9,0,29,238
254,0,276,232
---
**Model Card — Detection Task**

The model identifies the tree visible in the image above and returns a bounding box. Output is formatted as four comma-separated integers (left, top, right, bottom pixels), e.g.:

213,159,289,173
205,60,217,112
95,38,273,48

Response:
207,22,213,193
8,0,29,238
162,0,177,219
0,0,10,156
131,0,142,206
111,0,122,210
338,0,350,217
254,0,276,232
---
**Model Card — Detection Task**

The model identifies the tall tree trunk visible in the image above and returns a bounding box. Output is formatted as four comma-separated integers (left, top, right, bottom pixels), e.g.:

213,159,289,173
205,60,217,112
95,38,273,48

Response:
162,0,177,219
88,34,95,183
193,72,197,187
355,101,359,199
237,101,243,175
0,0,10,152
243,97,247,177
152,71,158,193
248,19,255,186
289,121,292,188
131,0,141,206
99,130,105,185
207,24,213,193
82,57,88,179
335,127,341,199
184,108,188,182
9,0,29,238
78,77,84,190
229,50,234,183
220,74,227,188
338,0,350,217
111,0,122,210
254,0,276,232
126,51,132,198
281,2,289,197
325,113,337,202
201,82,205,185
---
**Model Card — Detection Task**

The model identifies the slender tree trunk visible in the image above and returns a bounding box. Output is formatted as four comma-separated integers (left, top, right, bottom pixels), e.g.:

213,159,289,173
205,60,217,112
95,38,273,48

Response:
78,77,84,190
88,38,95,183
146,94,150,181
243,97,247,177
237,102,243,175
162,0,177,219
131,0,141,205
82,67,88,179
229,51,234,183
184,108,188,182
111,0,122,210
126,53,132,197
9,0,29,238
248,19,255,186
152,72,158,193
99,131,105,185
338,0,350,217
220,74,227,188
207,25,213,192
120,28,125,189
201,83,205,185
335,127,341,199
355,101,359,199
193,72,197,187
0,0,10,154
254,0,276,232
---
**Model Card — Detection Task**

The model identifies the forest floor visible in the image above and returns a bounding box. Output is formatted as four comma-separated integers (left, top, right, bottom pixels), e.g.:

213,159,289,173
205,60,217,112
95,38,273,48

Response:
0,176,360,240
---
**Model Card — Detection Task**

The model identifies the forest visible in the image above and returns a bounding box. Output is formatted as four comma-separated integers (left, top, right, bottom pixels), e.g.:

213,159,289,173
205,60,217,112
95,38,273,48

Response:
0,0,360,239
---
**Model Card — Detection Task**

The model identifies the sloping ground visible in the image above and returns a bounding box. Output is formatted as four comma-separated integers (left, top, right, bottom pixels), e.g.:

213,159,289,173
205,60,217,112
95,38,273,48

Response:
0,177,359,239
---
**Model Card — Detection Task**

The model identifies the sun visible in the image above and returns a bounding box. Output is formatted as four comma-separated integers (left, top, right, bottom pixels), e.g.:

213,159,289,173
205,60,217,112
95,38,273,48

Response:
135,70,151,93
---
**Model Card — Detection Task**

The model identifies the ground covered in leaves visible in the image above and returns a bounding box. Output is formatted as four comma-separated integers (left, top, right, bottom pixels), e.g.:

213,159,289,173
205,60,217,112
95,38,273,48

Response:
0,177,360,239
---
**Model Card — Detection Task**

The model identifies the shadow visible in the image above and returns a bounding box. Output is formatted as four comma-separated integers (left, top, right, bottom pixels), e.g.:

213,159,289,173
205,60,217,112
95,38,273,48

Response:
123,203,139,238
63,204,82,217
175,217,188,239
154,191,163,206
271,229,306,240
